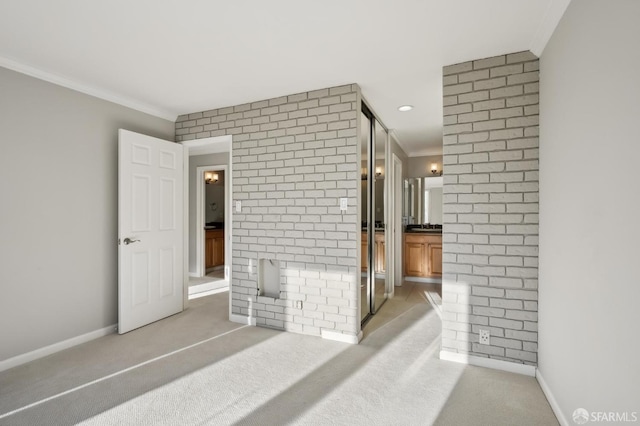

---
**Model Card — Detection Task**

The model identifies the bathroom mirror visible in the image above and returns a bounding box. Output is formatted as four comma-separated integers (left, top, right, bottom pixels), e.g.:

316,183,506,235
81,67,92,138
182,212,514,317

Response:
403,176,443,225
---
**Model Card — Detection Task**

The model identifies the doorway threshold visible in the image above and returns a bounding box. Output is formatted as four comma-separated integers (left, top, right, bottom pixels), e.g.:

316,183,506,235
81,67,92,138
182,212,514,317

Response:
188,280,228,300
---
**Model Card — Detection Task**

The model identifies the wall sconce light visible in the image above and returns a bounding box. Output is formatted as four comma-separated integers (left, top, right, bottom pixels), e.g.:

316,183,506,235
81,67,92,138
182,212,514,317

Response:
205,172,219,184
431,163,442,176
375,167,383,178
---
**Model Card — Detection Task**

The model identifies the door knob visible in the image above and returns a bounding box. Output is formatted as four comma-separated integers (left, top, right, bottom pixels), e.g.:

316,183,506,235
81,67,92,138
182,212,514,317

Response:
123,237,140,245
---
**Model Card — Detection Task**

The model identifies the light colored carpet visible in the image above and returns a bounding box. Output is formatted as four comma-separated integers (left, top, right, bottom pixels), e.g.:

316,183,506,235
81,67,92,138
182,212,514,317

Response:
188,269,226,287
189,270,228,299
0,291,558,425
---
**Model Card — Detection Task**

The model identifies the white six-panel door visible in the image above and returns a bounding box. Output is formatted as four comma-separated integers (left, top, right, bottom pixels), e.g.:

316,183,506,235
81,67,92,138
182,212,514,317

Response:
118,129,184,334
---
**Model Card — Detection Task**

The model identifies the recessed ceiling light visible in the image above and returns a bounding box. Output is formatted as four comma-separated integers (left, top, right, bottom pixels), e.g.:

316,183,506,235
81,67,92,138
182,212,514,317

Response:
398,105,413,112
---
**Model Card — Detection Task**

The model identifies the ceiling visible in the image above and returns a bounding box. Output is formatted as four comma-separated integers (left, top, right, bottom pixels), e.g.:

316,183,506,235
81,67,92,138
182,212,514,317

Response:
0,0,569,156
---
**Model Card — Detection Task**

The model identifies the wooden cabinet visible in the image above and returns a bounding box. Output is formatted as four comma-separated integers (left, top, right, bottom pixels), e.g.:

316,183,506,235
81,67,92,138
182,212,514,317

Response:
205,229,225,269
429,244,442,275
361,233,368,271
361,231,386,273
213,236,224,266
404,233,442,277
405,240,427,276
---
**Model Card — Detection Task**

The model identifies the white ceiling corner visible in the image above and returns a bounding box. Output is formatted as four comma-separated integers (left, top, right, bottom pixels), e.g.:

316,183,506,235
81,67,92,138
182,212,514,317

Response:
0,1,569,155
529,0,573,57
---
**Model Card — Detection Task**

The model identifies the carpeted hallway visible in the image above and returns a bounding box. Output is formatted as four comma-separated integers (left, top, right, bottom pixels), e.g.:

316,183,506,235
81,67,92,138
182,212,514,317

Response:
0,287,558,425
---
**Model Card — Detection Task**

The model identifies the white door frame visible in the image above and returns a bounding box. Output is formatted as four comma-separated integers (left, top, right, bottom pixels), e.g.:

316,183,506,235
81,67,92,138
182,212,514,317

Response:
384,131,394,298
392,153,403,287
180,135,232,312
195,164,227,278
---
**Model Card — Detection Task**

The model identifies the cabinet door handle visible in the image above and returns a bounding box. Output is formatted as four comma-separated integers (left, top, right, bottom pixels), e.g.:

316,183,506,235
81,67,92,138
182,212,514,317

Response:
123,237,140,245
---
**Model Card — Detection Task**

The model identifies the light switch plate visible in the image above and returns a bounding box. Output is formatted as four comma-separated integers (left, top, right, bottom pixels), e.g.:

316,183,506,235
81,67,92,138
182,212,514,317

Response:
235,201,241,213
340,198,348,211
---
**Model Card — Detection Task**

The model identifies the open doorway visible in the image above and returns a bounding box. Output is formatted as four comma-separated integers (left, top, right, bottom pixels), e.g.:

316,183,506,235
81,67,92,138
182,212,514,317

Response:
189,165,228,298
181,136,232,303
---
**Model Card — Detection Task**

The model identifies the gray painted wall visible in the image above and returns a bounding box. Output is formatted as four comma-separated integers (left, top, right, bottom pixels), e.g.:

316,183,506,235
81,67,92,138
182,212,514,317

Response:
0,66,174,361
188,153,229,273
390,134,409,180
539,0,640,420
407,155,443,178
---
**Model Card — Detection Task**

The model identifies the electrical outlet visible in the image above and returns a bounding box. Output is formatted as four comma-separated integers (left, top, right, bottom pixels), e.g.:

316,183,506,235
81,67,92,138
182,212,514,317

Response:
479,329,491,345
340,198,348,211
296,300,303,309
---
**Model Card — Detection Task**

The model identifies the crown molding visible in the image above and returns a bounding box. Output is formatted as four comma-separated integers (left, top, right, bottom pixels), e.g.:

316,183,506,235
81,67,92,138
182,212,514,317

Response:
409,147,443,157
0,55,177,122
389,130,442,157
529,0,572,57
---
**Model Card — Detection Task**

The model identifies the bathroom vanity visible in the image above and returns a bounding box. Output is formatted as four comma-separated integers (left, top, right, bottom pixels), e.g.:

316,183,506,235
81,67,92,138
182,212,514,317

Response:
402,175,443,278
205,229,224,269
404,231,442,277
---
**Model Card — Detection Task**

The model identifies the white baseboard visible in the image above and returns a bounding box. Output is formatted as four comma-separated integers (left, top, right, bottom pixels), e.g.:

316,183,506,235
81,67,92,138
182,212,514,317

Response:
439,350,536,377
424,291,442,318
188,280,228,298
536,369,569,426
229,314,257,326
189,271,199,278
321,329,361,344
189,286,229,300
0,324,117,373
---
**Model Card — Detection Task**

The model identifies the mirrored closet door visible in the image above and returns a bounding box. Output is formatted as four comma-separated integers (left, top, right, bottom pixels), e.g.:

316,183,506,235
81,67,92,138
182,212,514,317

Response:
361,103,389,324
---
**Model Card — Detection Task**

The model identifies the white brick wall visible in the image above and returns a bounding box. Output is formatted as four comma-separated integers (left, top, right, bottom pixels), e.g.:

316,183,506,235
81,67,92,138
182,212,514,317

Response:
441,52,539,365
177,84,360,339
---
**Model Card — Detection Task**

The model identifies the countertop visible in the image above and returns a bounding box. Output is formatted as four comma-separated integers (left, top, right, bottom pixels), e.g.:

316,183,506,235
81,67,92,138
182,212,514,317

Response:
205,222,225,231
359,228,442,234
404,229,442,234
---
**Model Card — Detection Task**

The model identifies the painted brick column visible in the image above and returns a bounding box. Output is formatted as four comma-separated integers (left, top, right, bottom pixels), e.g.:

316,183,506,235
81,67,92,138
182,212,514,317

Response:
441,52,539,365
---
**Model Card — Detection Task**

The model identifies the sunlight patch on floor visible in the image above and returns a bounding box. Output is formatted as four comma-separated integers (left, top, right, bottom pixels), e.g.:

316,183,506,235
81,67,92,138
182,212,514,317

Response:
297,306,466,425
0,325,248,421
78,331,351,425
